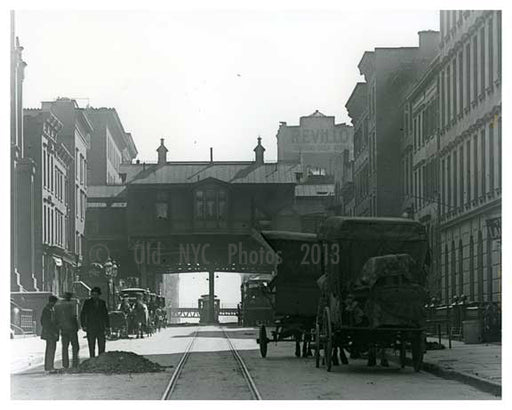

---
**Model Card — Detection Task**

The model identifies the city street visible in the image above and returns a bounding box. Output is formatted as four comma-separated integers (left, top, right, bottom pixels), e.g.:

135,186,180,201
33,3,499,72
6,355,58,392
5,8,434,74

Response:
11,325,497,400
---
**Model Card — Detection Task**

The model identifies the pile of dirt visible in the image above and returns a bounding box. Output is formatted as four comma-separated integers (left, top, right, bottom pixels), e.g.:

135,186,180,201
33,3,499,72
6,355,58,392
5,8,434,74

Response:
78,351,167,374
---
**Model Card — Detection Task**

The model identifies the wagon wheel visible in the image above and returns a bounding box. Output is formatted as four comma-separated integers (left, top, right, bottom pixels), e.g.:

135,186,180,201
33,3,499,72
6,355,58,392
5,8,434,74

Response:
323,307,333,372
259,325,268,358
315,322,321,368
411,332,424,372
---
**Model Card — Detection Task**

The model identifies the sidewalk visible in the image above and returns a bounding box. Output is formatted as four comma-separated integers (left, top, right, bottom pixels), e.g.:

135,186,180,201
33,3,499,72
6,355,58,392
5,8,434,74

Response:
10,331,90,374
418,337,501,396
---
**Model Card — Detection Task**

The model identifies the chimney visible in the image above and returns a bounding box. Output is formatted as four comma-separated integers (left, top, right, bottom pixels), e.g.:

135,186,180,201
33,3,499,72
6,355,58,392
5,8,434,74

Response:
254,136,265,165
157,138,168,165
210,147,213,163
418,30,440,57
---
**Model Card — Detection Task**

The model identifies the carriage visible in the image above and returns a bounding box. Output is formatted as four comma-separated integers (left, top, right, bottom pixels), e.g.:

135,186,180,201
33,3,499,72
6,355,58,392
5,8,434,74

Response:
240,278,274,327
256,231,322,358
315,217,430,372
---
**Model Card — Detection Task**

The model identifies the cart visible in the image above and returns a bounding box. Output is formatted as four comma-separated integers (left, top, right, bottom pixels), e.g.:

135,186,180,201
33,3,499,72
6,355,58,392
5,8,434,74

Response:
256,231,322,358
315,217,430,372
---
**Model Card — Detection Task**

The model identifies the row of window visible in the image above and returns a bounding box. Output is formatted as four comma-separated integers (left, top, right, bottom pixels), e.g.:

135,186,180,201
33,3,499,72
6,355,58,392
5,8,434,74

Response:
439,12,501,132
75,186,86,220
412,158,439,212
442,231,494,304
75,148,87,186
411,98,438,151
43,203,65,248
353,118,368,157
151,189,229,222
354,164,370,206
440,10,467,40
440,118,501,215
107,136,122,173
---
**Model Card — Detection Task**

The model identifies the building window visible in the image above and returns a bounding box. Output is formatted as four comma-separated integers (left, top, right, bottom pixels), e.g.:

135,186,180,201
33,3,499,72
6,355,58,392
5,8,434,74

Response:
453,151,457,209
447,155,451,208
458,51,463,115
75,148,79,180
469,235,475,300
444,244,449,304
441,159,445,214
466,43,471,110
76,185,79,217
440,71,445,127
447,65,451,122
43,204,47,243
473,36,478,102
155,191,168,219
451,241,456,298
81,190,85,220
477,230,483,301
458,239,464,295
480,27,485,95
466,140,471,203
480,128,486,196
452,59,457,119
473,134,479,200
489,16,494,87
42,147,47,188
489,123,495,193
459,146,464,207
50,208,54,245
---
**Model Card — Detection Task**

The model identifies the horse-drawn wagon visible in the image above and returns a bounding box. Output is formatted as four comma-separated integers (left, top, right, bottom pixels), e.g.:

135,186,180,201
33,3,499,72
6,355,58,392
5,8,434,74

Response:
240,277,273,326
315,217,430,372
256,231,322,358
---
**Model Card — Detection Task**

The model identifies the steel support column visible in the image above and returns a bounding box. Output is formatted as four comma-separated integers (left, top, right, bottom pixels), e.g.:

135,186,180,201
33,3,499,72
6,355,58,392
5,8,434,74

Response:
209,270,215,323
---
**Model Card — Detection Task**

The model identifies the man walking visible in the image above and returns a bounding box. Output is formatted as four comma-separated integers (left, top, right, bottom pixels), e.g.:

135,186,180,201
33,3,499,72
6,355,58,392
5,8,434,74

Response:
80,287,110,358
55,292,80,369
40,295,59,372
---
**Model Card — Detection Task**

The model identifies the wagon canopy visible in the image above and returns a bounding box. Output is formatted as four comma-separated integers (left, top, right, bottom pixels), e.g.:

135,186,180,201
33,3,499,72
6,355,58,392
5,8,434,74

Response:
260,230,321,318
260,231,320,282
318,217,427,242
318,217,429,286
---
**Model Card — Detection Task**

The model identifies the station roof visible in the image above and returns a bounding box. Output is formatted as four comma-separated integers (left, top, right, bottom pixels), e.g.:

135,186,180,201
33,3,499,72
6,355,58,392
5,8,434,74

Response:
120,161,303,185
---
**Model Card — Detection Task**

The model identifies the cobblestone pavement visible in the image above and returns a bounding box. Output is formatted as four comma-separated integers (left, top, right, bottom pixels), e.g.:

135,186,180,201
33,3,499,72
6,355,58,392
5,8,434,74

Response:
10,326,499,400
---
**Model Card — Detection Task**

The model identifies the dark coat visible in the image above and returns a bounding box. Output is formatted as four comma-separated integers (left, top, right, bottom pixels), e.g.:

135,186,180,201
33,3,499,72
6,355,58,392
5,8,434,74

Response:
55,300,79,334
41,304,59,341
80,298,110,333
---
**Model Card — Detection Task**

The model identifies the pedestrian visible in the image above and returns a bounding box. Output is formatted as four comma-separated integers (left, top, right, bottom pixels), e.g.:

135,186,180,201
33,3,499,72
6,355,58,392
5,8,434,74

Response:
40,295,59,372
55,292,80,369
80,287,110,358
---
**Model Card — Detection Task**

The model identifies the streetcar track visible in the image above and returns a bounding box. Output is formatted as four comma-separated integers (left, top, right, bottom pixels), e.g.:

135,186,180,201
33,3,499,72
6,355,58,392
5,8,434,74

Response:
160,329,198,400
221,327,262,400
161,326,262,400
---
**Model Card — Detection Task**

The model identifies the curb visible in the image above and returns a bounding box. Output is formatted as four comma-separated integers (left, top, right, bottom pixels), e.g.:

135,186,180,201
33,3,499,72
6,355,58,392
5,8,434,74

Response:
396,356,501,397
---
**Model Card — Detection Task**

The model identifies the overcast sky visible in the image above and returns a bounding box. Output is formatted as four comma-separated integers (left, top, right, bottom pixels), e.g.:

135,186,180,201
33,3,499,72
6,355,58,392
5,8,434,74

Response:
17,10,439,163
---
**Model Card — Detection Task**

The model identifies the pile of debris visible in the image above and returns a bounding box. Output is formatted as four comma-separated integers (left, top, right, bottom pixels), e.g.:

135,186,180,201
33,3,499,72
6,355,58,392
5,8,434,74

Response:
78,351,167,374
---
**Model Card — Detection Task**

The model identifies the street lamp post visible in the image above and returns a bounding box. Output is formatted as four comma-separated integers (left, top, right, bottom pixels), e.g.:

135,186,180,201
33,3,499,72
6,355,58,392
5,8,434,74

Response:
104,259,113,310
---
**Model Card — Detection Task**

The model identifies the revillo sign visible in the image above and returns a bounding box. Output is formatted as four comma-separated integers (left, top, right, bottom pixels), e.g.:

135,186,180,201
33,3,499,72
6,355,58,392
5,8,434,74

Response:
277,111,353,159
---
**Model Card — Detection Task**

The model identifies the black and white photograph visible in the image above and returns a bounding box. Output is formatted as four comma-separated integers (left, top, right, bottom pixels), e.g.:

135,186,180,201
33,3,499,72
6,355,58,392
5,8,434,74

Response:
6,1,505,402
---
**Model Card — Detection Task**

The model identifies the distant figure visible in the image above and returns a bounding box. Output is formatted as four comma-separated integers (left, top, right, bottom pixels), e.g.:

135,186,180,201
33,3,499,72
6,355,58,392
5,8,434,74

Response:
118,297,132,316
80,287,110,358
40,295,59,372
55,292,80,369
133,295,148,338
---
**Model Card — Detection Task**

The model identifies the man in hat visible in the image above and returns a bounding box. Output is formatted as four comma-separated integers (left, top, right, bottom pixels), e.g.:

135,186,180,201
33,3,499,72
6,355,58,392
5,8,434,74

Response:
80,287,110,358
55,292,80,369
40,295,59,371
